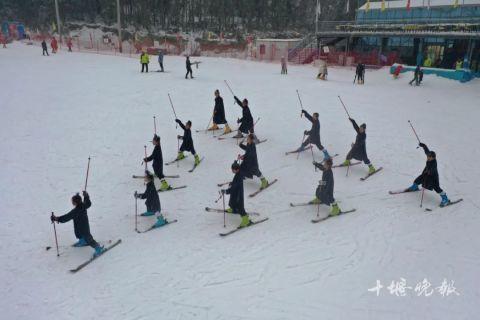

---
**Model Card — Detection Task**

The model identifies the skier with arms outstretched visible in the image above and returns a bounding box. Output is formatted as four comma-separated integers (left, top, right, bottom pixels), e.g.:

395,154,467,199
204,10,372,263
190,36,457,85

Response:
176,119,201,166
405,143,451,206
340,117,377,175
135,171,168,227
296,109,331,160
50,191,105,257
239,133,269,189
143,134,170,191
221,161,252,228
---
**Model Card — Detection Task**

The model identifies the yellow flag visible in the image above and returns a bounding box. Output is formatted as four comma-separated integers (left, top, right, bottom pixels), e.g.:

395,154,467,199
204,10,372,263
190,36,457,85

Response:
52,22,56,32
366,0,370,12
453,0,459,8
381,0,386,11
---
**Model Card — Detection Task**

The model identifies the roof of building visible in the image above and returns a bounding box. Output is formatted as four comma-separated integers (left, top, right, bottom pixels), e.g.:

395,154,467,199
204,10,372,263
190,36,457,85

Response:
359,0,480,10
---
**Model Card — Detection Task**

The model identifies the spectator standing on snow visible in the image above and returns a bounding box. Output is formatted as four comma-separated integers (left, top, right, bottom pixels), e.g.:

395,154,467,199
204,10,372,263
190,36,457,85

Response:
51,37,58,54
140,51,149,73
185,56,193,79
281,56,287,74
42,40,49,56
158,50,164,72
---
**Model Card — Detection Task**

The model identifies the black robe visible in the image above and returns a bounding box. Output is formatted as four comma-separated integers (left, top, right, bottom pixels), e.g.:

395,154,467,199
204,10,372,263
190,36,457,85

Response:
139,180,161,213
226,172,245,214
303,110,321,144
176,119,195,153
145,145,164,179
347,119,369,162
239,142,261,178
57,195,92,239
416,144,440,191
213,96,227,124
314,163,335,205
234,97,254,134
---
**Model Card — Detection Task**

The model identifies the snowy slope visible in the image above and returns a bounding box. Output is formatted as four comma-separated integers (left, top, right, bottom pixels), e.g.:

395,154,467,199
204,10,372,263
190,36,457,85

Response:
1,42,480,320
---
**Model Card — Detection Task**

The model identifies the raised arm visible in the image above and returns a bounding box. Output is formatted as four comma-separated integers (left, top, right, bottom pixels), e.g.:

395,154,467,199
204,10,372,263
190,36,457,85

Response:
302,110,313,123
349,118,360,133
234,96,242,107
419,143,430,155
83,193,91,209
239,143,247,151
57,208,77,223
175,119,186,130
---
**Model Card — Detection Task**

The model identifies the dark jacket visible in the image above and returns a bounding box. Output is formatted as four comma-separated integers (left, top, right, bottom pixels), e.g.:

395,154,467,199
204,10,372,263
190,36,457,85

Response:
234,96,254,134
145,145,164,178
303,110,321,144
356,63,365,76
419,144,440,190
239,142,261,178
41,41,47,50
186,58,192,70
139,181,161,213
158,52,164,63
226,172,245,212
314,163,335,205
57,194,92,239
176,119,194,152
349,118,368,161
213,96,227,124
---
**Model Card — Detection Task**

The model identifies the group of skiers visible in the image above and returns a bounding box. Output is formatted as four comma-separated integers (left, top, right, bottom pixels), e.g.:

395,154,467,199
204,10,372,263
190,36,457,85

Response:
49,55,454,259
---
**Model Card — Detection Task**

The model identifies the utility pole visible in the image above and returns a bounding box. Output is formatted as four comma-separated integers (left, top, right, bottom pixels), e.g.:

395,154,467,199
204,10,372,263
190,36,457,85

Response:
54,0,62,42
116,0,122,52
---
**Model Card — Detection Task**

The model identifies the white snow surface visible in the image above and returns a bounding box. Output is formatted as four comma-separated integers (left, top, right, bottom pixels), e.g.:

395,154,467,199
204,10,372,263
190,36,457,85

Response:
1,42,480,320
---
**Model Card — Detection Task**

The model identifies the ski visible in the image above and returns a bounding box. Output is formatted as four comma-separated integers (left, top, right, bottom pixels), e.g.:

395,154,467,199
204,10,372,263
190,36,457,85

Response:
132,174,180,179
205,207,260,216
217,181,230,187
157,185,187,193
136,219,178,233
285,146,313,155
219,218,269,237
165,157,188,166
215,131,236,139
188,157,205,173
69,239,122,273
248,178,278,197
360,167,383,181
333,161,361,168
389,189,420,195
196,128,221,133
290,202,316,207
311,209,356,223
425,199,463,212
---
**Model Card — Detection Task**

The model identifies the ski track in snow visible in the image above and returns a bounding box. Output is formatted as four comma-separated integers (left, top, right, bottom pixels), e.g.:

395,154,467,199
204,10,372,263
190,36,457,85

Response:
1,42,480,320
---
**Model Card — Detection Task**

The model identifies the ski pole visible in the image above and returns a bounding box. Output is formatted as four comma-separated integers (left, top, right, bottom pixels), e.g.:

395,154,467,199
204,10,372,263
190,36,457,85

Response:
134,194,138,232
153,116,157,135
338,96,351,119
297,133,307,160
408,120,421,147
224,80,235,96
420,175,427,208
144,146,147,171
51,212,60,257
353,74,357,84
205,114,213,134
310,143,316,171
346,161,351,177
167,93,178,128
177,137,180,168
84,156,91,191
316,202,320,219
222,192,226,228
296,89,303,118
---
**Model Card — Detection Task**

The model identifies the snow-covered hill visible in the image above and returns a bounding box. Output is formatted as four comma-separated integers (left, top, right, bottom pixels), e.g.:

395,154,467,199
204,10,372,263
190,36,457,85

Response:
1,42,479,320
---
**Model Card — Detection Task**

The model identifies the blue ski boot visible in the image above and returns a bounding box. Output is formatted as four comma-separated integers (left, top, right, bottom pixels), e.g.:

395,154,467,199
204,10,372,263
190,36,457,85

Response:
322,149,331,160
73,237,87,247
407,183,419,192
440,192,450,207
153,215,167,228
141,211,155,217
93,245,106,258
